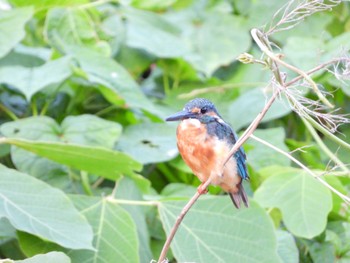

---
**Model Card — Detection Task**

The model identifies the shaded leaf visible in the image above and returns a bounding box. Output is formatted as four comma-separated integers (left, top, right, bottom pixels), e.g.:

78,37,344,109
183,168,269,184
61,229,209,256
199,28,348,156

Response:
0,7,33,59
68,195,139,263
0,57,72,100
254,167,332,238
276,230,299,263
116,123,178,164
159,198,280,263
247,128,290,171
74,48,160,115
3,138,142,181
0,165,93,250
228,88,291,130
16,252,71,263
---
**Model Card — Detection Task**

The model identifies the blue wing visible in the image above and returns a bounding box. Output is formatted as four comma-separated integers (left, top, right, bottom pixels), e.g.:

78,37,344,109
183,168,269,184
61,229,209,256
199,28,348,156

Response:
208,120,249,180
231,131,249,180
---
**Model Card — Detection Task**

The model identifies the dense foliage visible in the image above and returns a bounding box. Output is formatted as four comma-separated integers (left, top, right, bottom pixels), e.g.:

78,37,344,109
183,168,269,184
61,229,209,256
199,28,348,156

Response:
0,0,349,262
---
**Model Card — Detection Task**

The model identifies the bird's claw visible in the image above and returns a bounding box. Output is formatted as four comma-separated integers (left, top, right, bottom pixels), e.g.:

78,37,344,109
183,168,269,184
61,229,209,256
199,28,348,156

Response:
197,184,208,195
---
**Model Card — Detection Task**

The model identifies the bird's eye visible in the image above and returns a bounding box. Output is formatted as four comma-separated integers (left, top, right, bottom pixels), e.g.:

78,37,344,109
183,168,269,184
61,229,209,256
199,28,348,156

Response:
200,107,207,114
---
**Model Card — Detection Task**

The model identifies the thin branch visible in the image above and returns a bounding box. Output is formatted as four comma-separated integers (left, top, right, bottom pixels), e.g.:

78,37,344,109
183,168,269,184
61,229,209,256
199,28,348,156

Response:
158,179,212,263
251,134,350,204
251,29,334,108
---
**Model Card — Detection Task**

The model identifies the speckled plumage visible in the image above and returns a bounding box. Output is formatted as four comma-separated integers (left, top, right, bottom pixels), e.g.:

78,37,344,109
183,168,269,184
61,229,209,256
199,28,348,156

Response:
166,98,249,208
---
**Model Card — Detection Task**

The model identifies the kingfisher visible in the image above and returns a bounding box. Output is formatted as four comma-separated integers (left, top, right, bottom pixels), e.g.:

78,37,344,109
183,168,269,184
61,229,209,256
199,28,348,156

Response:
166,98,249,208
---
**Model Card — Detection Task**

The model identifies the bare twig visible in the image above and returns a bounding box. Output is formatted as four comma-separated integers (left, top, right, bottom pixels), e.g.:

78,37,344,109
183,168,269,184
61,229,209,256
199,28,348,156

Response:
266,0,341,35
251,29,334,108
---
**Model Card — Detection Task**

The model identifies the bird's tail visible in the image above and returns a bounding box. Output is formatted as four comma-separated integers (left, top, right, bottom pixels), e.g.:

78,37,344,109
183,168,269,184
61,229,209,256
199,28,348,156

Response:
229,183,249,209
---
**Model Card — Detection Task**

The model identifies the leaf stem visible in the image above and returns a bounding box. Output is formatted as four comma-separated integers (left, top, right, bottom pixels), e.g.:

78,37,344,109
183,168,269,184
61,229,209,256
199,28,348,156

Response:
0,104,18,120
81,171,93,196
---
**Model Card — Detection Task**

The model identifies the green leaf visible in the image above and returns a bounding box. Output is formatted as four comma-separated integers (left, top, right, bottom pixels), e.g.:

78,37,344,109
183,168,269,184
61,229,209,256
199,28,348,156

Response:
183,12,251,76
11,0,88,9
3,138,142,181
0,115,124,183
113,177,153,263
61,114,122,148
45,8,109,55
123,7,189,58
158,198,280,263
16,252,71,263
254,167,332,238
276,230,299,263
0,164,93,250
228,88,291,130
0,7,33,59
74,48,159,115
116,123,178,164
0,57,72,101
68,195,139,263
247,128,291,171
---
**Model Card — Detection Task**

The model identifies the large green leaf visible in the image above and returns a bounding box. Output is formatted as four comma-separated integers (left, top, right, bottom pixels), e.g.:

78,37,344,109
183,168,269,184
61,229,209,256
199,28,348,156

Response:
74,48,159,115
158,198,280,263
0,115,124,181
247,128,290,171
116,123,178,164
123,7,190,58
61,115,122,148
68,195,139,263
0,165,93,250
16,252,71,263
0,7,33,59
165,10,251,76
228,88,291,130
0,57,72,101
113,178,153,263
11,0,88,9
254,167,332,238
3,138,142,180
45,7,109,55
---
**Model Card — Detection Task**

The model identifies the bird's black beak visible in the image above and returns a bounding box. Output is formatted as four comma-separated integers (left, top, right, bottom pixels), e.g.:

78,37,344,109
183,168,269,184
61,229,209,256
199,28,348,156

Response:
165,110,196,121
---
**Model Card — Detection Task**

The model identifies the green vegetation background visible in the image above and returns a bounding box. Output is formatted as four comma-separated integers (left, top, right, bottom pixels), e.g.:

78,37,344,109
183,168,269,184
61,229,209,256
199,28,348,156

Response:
0,0,349,262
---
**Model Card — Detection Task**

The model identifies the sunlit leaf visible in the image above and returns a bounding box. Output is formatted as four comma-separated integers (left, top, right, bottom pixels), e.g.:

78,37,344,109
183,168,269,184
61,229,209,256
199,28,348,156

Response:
159,198,280,262
254,167,332,238
16,252,71,263
0,165,93,250
45,8,109,55
3,138,142,180
0,7,33,59
0,57,72,100
116,123,178,164
68,195,139,263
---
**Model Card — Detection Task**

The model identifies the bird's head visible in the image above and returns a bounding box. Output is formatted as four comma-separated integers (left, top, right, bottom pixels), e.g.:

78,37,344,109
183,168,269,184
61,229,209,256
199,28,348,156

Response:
165,98,220,122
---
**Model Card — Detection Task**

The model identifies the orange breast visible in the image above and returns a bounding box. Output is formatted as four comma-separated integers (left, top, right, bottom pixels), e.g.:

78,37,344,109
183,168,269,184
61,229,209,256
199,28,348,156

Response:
176,119,242,193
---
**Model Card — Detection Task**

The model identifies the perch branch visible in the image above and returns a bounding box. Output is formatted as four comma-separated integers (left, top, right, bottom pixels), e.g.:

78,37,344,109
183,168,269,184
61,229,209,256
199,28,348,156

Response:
157,179,212,263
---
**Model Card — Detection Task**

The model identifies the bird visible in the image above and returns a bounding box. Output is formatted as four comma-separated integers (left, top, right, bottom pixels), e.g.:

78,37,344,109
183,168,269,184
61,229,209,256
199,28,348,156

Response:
165,98,249,208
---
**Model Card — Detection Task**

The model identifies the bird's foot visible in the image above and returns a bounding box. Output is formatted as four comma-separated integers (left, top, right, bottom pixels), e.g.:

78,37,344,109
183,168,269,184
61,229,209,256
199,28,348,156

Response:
197,183,208,195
